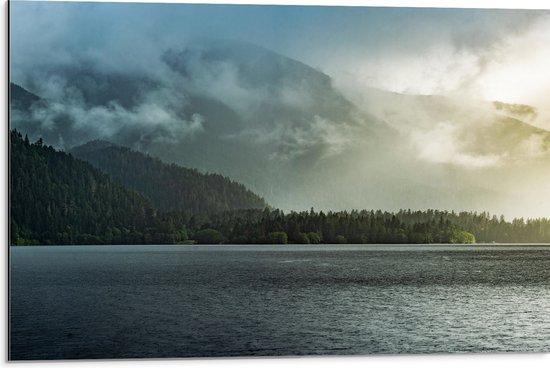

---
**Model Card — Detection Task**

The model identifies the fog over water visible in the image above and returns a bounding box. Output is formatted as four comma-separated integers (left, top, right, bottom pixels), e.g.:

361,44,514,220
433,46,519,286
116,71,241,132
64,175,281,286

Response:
9,2,550,218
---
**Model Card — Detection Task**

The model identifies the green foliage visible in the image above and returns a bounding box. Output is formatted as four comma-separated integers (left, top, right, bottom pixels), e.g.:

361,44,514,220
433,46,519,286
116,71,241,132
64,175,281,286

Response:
307,232,321,244
265,232,288,244
10,130,155,245
193,228,224,244
296,233,310,244
10,130,187,245
201,208,550,245
334,235,347,244
449,229,476,244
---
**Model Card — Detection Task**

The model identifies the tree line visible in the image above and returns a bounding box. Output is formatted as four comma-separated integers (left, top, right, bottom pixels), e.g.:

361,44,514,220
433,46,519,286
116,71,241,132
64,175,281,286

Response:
193,208,550,244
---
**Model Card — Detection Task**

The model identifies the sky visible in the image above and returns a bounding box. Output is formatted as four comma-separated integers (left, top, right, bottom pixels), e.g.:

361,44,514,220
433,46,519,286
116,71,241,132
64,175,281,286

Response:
10,1,550,111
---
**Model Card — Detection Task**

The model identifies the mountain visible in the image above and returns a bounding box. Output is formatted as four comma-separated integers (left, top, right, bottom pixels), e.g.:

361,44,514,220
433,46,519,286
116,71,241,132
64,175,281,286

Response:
10,83,41,111
70,140,268,213
7,38,389,211
9,39,550,218
10,130,161,245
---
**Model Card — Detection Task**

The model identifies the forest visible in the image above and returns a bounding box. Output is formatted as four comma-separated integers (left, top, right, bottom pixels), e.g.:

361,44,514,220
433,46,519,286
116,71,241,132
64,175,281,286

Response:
70,139,267,213
10,130,550,245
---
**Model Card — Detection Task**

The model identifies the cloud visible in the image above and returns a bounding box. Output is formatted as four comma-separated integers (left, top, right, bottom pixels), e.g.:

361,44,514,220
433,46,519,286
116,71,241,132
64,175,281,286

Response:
330,9,549,106
410,121,504,168
162,47,272,120
273,115,354,160
12,76,205,149
474,14,550,109
12,2,550,111
223,114,354,162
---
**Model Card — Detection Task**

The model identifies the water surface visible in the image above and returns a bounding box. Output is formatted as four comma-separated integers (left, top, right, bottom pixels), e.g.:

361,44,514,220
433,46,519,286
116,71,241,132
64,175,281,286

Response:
9,244,550,360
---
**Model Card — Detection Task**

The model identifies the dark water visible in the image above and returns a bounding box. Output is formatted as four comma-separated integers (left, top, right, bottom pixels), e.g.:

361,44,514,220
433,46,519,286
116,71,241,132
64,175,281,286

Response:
9,244,550,360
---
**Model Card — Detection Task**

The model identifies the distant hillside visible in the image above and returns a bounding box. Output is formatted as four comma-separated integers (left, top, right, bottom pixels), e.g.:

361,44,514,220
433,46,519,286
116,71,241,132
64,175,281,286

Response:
10,83,41,111
70,140,268,214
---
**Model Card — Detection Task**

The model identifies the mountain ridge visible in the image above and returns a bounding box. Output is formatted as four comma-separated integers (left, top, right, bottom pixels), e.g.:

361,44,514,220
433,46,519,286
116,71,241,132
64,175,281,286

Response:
9,38,550,218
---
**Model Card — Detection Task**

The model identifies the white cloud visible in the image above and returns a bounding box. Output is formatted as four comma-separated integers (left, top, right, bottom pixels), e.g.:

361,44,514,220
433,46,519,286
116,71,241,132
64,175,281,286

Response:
410,121,504,168
16,80,205,149
475,15,550,111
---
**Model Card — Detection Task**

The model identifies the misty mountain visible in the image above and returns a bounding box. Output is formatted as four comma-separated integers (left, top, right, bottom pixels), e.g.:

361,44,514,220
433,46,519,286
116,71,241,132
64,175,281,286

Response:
70,140,268,214
8,39,387,209
9,39,550,218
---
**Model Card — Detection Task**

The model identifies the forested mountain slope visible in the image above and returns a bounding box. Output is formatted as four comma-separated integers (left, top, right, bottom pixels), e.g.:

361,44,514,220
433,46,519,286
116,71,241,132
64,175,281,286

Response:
10,130,167,244
70,140,268,213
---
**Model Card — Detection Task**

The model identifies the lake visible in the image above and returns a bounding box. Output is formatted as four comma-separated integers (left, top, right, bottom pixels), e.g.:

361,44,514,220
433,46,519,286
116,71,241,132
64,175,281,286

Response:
9,244,550,360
